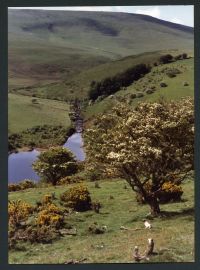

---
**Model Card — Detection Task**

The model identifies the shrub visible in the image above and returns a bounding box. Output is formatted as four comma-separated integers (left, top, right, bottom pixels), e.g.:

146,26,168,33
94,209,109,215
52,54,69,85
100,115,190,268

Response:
41,194,53,205
60,184,92,211
145,89,154,94
26,225,59,243
158,182,183,203
33,147,78,185
9,200,34,227
8,180,36,192
136,181,183,204
88,223,105,234
160,82,167,87
182,53,187,59
19,179,36,190
88,64,151,101
36,203,64,229
8,183,21,192
86,169,102,181
159,54,173,64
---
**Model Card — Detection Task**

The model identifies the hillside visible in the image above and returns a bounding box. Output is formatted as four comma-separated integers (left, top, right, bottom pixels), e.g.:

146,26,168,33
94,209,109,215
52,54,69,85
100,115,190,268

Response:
84,57,194,119
8,94,70,134
9,179,194,263
8,9,193,92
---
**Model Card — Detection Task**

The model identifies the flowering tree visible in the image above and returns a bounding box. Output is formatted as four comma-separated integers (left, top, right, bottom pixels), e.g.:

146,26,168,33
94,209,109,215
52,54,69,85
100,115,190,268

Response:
84,98,194,216
33,147,78,185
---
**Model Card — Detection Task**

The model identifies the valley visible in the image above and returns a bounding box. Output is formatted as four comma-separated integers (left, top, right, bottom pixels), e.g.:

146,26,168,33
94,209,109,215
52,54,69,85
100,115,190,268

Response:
8,9,194,264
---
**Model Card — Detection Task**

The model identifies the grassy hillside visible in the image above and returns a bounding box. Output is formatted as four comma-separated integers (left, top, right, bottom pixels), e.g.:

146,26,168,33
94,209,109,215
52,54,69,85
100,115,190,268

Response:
8,9,193,59
85,57,194,119
9,179,194,263
8,94,70,134
8,9,193,93
12,50,193,101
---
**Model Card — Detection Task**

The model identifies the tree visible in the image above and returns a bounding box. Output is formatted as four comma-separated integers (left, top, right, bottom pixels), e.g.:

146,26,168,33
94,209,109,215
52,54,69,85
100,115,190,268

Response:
33,147,78,185
84,98,194,216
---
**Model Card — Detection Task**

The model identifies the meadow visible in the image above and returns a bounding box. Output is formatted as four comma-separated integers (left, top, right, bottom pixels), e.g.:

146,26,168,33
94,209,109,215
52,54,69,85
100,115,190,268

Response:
8,94,71,134
9,178,194,263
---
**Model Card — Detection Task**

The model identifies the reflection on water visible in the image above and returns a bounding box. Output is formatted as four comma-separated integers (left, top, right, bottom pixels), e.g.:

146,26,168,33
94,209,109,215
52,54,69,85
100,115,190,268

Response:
63,133,85,161
8,133,85,183
8,150,40,183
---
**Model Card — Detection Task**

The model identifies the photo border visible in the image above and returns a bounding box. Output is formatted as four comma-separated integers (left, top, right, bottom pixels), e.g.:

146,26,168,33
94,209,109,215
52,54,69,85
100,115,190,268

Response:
0,0,199,269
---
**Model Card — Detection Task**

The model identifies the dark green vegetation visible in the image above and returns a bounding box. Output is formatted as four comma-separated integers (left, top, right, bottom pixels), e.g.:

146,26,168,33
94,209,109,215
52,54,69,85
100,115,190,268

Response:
9,179,194,263
88,63,151,101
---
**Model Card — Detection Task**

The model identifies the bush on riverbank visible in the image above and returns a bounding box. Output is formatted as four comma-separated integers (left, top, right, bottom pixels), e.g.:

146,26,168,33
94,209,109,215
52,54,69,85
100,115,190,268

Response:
8,180,36,192
32,147,78,186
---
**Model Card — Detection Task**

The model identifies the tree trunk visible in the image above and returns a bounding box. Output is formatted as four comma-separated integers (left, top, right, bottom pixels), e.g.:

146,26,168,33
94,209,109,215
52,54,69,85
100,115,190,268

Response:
147,196,161,216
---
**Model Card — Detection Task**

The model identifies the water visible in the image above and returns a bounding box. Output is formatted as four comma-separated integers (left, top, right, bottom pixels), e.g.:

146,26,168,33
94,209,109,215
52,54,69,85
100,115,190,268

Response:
8,132,85,183
63,133,85,161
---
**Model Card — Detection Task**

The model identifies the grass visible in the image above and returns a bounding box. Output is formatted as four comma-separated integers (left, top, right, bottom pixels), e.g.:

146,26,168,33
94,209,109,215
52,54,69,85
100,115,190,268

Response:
8,93,71,134
9,9,193,100
9,178,194,263
85,57,194,119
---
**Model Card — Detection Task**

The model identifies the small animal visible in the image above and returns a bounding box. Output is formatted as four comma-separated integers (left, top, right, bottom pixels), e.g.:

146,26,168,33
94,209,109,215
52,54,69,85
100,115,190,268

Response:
143,220,152,229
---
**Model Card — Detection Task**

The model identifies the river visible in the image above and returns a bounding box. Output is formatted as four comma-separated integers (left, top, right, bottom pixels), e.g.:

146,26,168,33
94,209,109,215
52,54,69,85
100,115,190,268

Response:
8,132,85,183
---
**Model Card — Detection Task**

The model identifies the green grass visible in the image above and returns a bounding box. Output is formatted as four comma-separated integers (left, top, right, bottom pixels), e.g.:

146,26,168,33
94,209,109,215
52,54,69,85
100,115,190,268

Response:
9,9,193,61
9,179,194,263
85,57,194,119
9,9,193,100
8,94,71,134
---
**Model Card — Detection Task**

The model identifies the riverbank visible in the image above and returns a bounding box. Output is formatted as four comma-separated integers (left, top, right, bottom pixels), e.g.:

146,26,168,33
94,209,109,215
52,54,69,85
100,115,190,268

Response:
8,125,76,155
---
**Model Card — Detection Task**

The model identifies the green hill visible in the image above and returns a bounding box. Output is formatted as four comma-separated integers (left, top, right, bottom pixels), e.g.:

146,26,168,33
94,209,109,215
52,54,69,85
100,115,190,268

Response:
85,57,194,119
9,9,193,92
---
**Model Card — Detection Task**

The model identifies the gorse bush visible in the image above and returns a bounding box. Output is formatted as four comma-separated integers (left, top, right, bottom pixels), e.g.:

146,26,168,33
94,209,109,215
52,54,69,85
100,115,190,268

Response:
36,194,64,228
136,181,183,204
9,197,65,248
9,200,34,227
60,184,92,211
36,203,64,228
158,181,183,203
23,225,59,244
